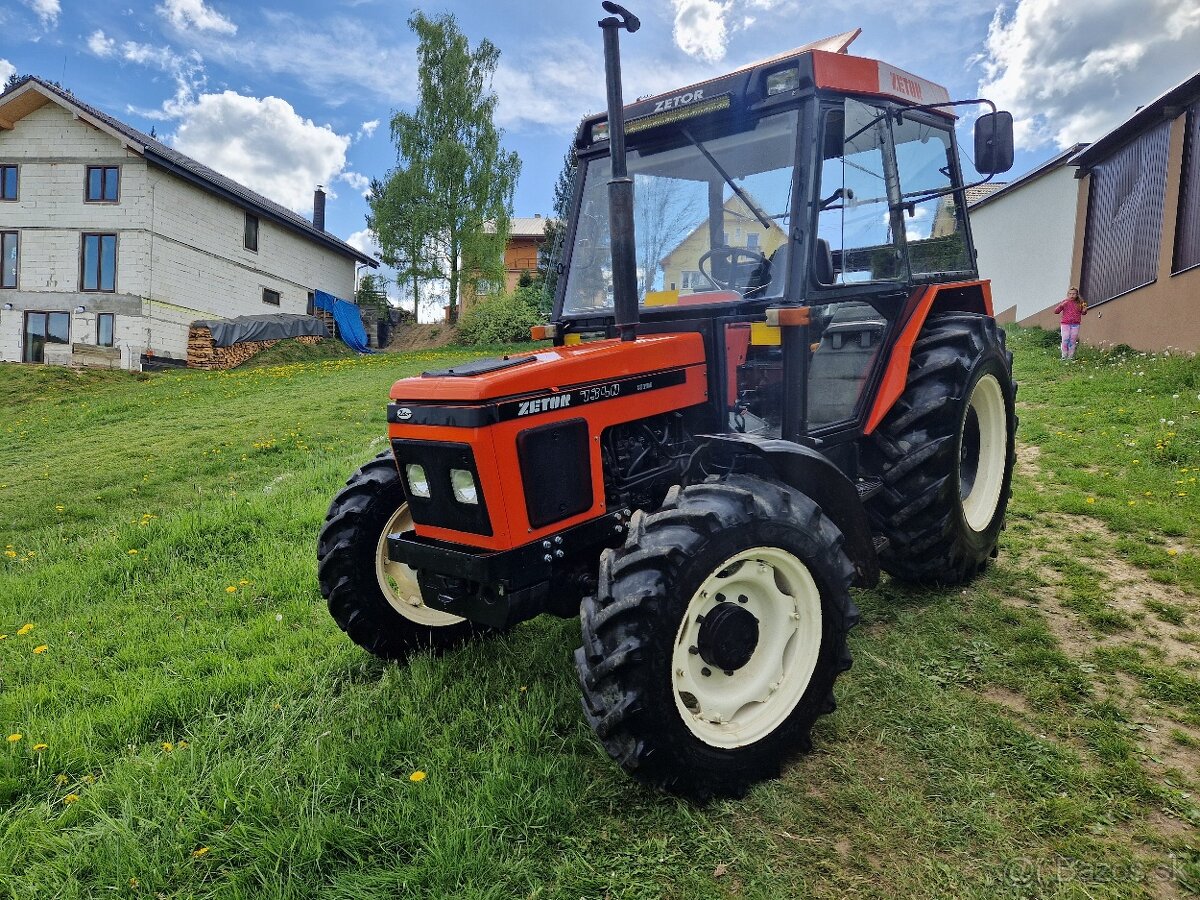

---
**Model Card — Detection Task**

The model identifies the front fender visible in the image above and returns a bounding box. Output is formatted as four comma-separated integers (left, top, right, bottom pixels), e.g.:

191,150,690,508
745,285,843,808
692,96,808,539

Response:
700,433,879,588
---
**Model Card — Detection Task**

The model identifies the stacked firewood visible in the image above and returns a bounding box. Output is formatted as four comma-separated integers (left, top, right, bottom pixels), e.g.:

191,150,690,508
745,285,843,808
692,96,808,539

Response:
187,325,323,370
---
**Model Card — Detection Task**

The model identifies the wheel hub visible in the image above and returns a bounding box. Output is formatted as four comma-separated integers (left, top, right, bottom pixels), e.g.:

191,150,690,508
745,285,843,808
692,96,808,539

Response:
696,602,759,673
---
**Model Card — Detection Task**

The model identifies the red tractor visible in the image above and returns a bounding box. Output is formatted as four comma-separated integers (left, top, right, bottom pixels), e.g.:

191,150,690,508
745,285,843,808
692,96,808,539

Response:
318,3,1016,799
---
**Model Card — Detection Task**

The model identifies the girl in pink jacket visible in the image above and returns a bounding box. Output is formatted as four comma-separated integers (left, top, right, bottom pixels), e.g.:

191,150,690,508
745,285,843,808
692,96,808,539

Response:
1054,287,1088,360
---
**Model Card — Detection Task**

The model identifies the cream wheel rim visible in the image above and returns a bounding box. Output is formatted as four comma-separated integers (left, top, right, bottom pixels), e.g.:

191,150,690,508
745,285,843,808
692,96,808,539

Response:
960,373,1007,532
375,504,464,627
672,546,823,749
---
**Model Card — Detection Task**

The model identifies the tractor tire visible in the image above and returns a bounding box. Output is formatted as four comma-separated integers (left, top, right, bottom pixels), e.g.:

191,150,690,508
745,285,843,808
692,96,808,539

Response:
317,451,488,661
574,474,858,800
864,312,1016,585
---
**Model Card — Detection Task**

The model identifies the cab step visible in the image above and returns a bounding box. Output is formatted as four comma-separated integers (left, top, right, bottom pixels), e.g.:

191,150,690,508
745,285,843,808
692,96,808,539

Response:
855,476,884,502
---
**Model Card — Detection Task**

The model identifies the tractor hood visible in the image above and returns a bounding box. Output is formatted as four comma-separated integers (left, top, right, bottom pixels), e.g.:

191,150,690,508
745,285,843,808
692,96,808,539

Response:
389,333,705,403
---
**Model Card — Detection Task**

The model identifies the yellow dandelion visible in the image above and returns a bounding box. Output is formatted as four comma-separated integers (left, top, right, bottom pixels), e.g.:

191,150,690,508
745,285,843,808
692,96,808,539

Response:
225,586,237,594
238,579,250,585
192,847,209,859
63,793,80,804
83,774,94,784
129,878,139,889
162,742,174,752
4,550,15,558
1167,549,1179,556
33,645,48,655
7,733,22,743
32,743,47,751
177,740,189,749
127,549,139,555
55,773,68,786
17,623,33,635
409,770,427,783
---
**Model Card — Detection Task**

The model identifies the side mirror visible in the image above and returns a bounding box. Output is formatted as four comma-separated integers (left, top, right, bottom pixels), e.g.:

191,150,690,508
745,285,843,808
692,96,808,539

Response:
974,111,1014,175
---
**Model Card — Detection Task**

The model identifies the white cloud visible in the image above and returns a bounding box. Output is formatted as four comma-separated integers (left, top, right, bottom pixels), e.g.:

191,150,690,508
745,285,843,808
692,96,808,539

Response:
22,0,59,27
357,119,379,140
157,0,236,35
0,59,15,84
345,228,379,258
979,0,1200,150
672,0,731,63
87,30,117,58
339,171,371,195
170,91,351,213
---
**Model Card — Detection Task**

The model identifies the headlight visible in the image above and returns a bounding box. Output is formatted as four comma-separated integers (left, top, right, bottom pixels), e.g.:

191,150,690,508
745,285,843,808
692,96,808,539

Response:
450,468,478,505
405,464,430,498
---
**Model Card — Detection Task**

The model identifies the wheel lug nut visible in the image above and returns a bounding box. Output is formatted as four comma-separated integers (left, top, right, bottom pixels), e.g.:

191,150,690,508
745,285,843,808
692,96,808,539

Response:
723,670,734,677
688,645,699,655
738,594,748,604
701,667,712,677
715,592,726,602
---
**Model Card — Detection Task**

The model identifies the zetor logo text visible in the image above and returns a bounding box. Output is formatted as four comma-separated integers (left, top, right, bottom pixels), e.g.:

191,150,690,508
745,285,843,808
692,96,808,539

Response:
517,394,572,416
654,88,704,113
889,71,923,101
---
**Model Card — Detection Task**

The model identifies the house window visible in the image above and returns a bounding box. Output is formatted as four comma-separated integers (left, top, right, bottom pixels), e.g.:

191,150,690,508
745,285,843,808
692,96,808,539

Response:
1173,105,1200,275
747,232,760,249
1081,119,1171,304
680,270,703,291
244,213,259,252
86,166,120,203
262,288,280,306
307,291,315,316
23,311,70,363
1,232,17,289
81,233,118,292
97,313,114,347
1,165,17,201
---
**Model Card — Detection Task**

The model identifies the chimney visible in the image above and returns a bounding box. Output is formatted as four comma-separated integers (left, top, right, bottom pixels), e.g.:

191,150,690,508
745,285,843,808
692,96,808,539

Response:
313,185,326,231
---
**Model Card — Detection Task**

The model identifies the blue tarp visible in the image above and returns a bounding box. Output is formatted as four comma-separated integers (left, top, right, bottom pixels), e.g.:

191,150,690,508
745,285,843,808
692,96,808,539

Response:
314,290,373,353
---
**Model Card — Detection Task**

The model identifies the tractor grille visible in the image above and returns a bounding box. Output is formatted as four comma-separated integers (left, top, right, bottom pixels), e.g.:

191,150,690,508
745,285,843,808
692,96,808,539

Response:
390,439,492,536
517,418,593,528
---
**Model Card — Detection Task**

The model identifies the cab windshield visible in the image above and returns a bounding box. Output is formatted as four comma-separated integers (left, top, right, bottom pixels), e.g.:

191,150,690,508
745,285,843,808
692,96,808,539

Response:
561,110,800,316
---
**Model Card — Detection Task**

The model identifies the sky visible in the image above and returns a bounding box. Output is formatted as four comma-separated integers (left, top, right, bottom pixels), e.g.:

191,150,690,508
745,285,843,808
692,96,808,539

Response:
3,0,1200,295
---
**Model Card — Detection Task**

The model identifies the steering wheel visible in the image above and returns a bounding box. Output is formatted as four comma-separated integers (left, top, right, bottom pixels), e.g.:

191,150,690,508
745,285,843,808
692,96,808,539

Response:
697,247,770,290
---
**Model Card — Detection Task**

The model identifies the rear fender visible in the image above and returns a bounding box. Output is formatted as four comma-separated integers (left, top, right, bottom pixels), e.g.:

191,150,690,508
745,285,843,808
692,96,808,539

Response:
865,280,992,434
700,433,879,588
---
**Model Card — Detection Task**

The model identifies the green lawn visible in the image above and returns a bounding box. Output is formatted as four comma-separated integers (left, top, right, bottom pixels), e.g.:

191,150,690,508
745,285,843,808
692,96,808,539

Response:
1,330,1197,899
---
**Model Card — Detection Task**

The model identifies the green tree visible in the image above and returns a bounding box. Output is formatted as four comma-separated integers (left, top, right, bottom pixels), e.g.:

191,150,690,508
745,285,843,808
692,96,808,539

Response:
355,273,390,318
538,148,577,304
370,11,520,325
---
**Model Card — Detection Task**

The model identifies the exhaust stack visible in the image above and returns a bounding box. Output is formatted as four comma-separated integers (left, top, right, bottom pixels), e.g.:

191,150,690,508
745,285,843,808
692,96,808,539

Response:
598,2,640,342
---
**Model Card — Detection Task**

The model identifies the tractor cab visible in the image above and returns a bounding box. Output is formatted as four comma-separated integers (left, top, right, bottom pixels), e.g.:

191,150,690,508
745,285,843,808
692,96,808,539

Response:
554,30,1013,445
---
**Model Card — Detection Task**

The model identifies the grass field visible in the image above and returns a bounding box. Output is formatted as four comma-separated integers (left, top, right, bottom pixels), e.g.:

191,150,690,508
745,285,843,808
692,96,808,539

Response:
1,330,1198,899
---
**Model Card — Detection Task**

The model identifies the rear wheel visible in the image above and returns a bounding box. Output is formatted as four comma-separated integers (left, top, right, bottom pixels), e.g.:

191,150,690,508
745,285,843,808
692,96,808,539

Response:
864,313,1016,584
318,451,486,660
575,475,858,799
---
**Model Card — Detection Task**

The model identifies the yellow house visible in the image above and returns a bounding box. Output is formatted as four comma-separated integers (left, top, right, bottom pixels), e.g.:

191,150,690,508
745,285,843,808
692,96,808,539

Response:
659,195,788,295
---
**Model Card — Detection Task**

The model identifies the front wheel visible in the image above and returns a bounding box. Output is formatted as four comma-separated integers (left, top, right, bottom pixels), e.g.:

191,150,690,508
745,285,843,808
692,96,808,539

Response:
317,451,487,661
864,312,1016,584
574,475,858,799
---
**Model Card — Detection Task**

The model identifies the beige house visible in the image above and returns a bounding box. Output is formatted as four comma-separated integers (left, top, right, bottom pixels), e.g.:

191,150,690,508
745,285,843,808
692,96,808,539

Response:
0,77,375,370
660,195,787,295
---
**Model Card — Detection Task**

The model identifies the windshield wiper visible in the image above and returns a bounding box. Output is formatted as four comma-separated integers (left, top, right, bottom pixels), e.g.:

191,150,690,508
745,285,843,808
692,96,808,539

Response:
680,126,775,231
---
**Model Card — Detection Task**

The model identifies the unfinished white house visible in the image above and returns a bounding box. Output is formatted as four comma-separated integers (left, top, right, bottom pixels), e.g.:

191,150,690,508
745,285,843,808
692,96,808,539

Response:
0,76,375,370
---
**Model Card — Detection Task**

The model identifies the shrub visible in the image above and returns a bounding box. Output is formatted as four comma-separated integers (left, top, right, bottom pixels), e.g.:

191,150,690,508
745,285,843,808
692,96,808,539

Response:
458,293,543,345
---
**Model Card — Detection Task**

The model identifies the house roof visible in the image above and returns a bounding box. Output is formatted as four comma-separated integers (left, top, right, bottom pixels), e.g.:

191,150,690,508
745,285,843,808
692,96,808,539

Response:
0,76,377,267
968,143,1088,211
1071,70,1200,170
509,216,550,238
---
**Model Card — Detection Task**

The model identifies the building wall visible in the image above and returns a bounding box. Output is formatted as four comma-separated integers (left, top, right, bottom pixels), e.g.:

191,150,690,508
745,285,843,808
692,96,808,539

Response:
503,235,542,293
969,165,1079,323
1024,114,1200,352
0,100,357,369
